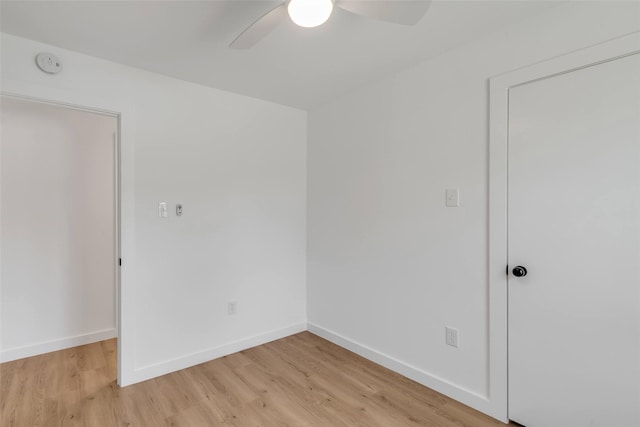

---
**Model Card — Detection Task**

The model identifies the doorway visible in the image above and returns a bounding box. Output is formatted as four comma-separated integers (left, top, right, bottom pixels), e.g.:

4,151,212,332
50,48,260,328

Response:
490,33,640,426
0,96,120,367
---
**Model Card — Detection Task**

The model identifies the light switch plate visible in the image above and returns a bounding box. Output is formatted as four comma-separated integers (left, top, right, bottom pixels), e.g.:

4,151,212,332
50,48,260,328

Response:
158,202,168,218
446,188,459,207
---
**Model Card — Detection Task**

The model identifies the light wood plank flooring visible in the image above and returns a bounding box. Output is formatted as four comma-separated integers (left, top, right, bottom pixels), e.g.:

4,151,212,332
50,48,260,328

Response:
1,332,509,426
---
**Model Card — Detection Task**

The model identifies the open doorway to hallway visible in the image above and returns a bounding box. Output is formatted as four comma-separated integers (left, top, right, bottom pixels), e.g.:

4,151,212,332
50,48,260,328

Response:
1,95,119,365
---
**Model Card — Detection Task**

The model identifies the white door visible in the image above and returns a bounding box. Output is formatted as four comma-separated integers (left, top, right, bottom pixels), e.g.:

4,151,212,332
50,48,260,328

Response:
508,53,640,426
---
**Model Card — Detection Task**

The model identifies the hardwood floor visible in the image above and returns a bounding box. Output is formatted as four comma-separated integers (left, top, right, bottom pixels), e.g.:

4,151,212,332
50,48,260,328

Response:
1,332,508,426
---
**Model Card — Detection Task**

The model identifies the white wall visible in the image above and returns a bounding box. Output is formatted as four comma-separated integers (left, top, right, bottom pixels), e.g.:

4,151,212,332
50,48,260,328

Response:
1,33,307,379
2,1,637,416
1,97,117,361
307,1,640,420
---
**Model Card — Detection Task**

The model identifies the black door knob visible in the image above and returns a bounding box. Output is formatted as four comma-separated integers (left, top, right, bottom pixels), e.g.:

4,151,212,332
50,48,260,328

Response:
512,266,528,277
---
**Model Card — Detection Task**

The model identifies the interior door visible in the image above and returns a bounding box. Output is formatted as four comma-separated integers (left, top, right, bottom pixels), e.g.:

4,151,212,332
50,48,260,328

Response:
508,53,640,426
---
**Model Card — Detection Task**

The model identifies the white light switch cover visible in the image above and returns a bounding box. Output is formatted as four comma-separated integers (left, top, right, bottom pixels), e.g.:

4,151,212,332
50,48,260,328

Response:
158,202,168,218
446,188,459,207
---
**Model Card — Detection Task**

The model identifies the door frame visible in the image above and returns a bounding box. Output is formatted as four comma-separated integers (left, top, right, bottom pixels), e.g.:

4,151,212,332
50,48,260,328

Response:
1,79,137,386
488,32,640,422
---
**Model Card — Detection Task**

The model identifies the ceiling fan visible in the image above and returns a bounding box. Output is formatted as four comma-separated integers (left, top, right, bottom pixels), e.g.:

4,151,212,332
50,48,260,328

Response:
230,0,432,49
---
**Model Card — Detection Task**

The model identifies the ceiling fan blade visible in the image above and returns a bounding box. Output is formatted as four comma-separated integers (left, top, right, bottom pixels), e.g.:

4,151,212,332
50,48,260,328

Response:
336,0,432,25
230,2,287,49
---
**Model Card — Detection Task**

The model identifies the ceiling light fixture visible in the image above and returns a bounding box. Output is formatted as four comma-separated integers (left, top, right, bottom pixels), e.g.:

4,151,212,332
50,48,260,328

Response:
230,0,432,49
287,0,334,28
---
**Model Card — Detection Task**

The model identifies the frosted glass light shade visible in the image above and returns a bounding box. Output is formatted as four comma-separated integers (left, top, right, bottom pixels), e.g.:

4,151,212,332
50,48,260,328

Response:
287,0,334,28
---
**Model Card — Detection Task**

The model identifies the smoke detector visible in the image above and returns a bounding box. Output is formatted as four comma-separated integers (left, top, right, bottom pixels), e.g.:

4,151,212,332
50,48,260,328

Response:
36,53,63,74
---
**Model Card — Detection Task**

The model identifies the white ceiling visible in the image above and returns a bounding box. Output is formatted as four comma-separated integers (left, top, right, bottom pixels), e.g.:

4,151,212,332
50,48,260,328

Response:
0,1,561,110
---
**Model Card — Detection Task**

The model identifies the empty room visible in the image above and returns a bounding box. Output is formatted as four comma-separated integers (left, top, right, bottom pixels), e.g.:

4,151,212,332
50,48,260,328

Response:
1,1,638,426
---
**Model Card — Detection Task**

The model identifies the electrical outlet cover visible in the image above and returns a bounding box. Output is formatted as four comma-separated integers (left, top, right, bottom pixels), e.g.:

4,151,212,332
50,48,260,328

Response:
446,326,459,348
228,301,237,315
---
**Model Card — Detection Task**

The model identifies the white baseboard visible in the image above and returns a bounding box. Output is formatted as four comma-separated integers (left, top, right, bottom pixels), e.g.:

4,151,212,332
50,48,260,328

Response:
307,322,500,421
0,328,117,363
2,321,501,422
128,322,307,385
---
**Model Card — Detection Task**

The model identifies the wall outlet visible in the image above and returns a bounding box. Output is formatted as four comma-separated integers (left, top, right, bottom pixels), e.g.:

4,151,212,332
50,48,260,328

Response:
446,326,459,348
227,301,237,315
